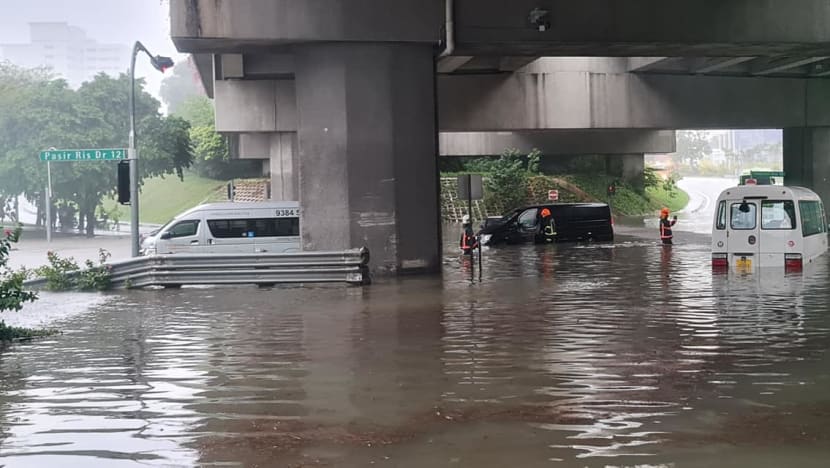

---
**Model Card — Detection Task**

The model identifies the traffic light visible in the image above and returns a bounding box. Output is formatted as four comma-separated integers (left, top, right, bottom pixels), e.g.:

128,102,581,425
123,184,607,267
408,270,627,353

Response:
117,161,130,204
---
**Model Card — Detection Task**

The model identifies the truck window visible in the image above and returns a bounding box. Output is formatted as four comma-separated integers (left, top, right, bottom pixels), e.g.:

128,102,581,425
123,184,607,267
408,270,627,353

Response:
761,200,796,230
168,220,199,238
730,203,756,230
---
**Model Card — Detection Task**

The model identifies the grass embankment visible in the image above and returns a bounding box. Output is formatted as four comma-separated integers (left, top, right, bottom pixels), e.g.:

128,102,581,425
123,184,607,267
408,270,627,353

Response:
103,172,228,224
565,174,689,216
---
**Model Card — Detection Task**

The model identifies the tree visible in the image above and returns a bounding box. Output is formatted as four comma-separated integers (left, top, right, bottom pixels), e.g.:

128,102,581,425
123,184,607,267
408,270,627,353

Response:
484,149,534,212
174,95,261,179
674,130,712,169
159,59,206,115
0,65,194,236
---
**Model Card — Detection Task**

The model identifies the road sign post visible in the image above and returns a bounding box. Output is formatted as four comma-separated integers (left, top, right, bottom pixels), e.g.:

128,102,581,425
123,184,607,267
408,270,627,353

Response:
38,148,128,242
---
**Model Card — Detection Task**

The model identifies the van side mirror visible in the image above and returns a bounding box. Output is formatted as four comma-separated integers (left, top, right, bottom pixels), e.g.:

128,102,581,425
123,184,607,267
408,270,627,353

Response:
160,232,172,240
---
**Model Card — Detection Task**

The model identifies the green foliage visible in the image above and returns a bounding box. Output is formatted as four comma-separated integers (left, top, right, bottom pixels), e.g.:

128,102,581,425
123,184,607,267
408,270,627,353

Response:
35,249,112,291
1,224,41,341
0,64,195,236
484,149,531,213
644,166,661,189
173,95,260,179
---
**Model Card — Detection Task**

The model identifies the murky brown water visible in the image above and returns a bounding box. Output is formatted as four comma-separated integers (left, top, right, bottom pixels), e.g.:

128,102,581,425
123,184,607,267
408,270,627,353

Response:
1,225,829,467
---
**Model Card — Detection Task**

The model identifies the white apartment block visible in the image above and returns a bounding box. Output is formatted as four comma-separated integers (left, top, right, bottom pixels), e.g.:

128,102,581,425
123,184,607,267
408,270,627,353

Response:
1,22,128,87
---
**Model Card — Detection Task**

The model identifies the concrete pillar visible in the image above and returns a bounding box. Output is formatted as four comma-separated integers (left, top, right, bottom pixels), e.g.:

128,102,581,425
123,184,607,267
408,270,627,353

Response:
268,133,298,201
606,154,645,191
784,127,830,205
294,43,440,274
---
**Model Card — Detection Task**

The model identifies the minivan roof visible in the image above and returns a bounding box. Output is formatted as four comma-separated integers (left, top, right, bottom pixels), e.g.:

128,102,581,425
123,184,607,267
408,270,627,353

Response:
174,201,299,220
517,203,610,210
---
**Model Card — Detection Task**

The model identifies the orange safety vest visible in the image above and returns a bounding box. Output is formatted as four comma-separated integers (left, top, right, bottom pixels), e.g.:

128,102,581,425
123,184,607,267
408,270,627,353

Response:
460,227,478,250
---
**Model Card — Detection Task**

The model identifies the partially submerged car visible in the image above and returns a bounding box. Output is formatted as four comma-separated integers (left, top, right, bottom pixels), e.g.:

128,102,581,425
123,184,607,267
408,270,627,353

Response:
479,203,614,246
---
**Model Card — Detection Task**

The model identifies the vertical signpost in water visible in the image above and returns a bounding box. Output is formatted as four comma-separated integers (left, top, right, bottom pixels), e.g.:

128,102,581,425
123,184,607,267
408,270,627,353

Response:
39,148,128,242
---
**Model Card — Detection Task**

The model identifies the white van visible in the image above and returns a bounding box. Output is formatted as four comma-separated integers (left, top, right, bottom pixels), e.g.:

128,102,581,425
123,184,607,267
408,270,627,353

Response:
711,185,828,271
140,201,301,255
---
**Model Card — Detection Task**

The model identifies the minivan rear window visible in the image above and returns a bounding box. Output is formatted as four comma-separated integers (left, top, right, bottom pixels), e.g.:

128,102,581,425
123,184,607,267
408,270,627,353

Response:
799,201,827,237
208,218,300,238
731,203,756,230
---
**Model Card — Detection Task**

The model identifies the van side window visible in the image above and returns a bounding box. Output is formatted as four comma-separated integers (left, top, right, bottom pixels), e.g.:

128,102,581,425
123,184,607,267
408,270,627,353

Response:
168,220,199,238
730,203,756,230
517,209,538,230
208,218,300,238
716,201,727,230
761,201,796,230
799,200,827,237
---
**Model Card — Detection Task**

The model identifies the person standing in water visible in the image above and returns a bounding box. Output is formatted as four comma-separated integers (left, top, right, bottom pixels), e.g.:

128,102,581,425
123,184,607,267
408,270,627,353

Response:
659,207,678,245
459,214,479,255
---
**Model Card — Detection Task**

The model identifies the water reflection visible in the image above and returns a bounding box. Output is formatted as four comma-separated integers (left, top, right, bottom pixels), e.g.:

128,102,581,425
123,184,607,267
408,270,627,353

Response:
1,230,829,467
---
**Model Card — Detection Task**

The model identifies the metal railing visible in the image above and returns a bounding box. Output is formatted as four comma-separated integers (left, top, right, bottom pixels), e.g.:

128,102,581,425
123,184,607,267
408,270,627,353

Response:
24,248,370,289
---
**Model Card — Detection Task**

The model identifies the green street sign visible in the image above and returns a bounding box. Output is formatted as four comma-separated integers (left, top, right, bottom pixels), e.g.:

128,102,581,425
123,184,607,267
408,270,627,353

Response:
39,148,128,162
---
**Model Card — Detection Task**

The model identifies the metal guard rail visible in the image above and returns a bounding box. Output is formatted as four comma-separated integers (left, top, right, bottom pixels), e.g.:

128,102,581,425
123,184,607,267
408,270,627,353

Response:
24,248,370,289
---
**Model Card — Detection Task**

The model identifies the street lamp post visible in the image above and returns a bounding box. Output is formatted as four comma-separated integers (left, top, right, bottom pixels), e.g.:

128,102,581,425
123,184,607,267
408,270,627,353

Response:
128,41,173,257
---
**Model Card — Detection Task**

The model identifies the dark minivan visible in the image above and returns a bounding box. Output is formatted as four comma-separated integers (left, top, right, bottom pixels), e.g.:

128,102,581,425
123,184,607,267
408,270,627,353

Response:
479,203,613,246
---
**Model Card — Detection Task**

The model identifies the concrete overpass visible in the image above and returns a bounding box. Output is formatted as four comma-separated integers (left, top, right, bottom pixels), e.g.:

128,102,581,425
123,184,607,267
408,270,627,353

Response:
170,0,830,274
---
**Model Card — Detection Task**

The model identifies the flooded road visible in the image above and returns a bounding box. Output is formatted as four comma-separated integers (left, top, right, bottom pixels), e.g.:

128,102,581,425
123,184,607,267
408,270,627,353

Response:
1,221,830,466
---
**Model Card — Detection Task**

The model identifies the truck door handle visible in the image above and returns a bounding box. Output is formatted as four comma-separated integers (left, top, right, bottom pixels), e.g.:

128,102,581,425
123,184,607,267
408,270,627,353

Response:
208,239,214,245
190,240,199,245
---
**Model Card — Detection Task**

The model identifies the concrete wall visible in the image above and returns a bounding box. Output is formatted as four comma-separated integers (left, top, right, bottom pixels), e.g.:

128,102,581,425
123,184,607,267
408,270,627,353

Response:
440,129,675,156
214,80,297,132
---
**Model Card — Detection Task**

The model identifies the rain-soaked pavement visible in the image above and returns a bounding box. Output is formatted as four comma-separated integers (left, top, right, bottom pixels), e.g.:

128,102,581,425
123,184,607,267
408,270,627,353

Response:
1,178,830,467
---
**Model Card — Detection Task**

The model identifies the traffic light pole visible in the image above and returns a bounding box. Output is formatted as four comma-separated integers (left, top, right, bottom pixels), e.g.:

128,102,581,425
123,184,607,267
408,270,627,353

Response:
128,42,140,257
128,41,173,257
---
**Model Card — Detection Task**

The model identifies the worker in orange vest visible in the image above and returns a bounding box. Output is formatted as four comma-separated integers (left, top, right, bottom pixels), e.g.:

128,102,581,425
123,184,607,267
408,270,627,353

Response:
539,207,557,243
659,207,678,245
459,214,479,255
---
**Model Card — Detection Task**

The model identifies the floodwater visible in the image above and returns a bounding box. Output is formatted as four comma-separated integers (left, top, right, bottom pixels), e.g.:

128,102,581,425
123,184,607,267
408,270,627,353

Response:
2,186,830,467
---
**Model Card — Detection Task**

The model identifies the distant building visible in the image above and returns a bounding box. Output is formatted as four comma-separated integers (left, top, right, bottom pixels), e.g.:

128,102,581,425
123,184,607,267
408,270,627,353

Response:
0,22,128,87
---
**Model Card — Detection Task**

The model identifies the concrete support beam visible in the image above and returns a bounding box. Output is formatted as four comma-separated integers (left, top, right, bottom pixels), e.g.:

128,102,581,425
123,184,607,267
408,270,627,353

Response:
784,127,830,205
437,56,474,74
171,0,443,52
752,56,829,76
690,57,755,74
628,58,671,72
439,71,830,131
294,43,440,274
231,132,299,201
439,129,675,156
453,0,830,57
214,79,297,132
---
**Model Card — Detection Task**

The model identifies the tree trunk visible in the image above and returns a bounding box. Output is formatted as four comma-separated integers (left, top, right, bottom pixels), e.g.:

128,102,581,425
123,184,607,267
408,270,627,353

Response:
36,195,43,227
86,210,95,237
78,210,85,233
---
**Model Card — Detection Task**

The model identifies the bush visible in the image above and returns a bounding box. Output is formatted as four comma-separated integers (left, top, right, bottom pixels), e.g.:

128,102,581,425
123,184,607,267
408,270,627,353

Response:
1,224,42,342
35,249,112,291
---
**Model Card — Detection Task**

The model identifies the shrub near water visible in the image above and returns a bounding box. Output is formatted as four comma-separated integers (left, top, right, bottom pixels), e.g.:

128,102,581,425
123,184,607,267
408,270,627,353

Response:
36,249,113,292
0,224,51,342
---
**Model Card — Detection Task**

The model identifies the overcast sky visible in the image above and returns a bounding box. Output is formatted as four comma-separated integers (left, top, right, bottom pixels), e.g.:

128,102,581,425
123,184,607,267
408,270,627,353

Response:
0,0,185,99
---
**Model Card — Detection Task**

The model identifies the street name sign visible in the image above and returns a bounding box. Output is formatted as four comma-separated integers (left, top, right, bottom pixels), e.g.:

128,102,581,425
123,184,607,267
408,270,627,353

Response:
39,148,128,162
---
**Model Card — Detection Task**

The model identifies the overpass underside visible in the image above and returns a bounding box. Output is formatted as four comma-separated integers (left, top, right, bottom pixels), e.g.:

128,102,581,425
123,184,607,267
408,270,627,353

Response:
171,0,830,273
